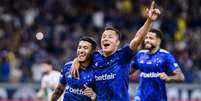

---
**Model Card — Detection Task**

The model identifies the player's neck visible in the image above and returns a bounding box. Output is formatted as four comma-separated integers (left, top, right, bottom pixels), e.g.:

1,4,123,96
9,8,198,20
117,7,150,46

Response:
46,70,52,75
103,49,117,57
103,52,112,57
149,47,160,54
80,59,91,69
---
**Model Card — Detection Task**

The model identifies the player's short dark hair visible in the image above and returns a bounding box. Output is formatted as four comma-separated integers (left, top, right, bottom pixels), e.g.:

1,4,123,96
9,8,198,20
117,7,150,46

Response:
41,59,53,66
150,29,163,39
104,27,121,40
80,37,97,50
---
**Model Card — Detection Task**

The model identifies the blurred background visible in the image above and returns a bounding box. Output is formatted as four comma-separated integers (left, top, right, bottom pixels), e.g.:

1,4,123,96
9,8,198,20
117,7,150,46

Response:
0,0,201,100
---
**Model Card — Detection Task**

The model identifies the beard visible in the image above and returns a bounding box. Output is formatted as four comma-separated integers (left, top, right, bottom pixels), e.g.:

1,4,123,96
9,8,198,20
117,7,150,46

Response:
144,43,156,50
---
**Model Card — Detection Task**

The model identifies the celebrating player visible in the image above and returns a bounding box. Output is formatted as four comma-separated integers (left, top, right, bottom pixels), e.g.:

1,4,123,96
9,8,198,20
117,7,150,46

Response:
71,1,161,101
51,37,97,101
131,29,185,101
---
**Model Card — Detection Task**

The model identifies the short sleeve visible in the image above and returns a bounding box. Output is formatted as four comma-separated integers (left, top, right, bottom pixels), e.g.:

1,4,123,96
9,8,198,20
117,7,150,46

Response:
118,45,135,63
52,72,60,83
59,67,66,85
166,53,179,73
131,54,139,70
59,62,72,85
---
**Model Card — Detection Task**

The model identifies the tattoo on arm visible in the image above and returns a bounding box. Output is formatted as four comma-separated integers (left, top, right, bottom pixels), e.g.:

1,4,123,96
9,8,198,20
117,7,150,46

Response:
170,68,185,82
51,84,65,101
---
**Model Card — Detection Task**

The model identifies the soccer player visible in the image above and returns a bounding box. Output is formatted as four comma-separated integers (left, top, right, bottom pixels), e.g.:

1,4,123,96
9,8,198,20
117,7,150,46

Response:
37,59,61,101
51,37,97,101
71,1,161,101
131,29,185,101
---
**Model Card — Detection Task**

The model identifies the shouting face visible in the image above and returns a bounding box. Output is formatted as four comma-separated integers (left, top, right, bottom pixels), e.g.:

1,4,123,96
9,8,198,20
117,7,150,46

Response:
77,41,93,62
144,32,160,50
101,30,120,56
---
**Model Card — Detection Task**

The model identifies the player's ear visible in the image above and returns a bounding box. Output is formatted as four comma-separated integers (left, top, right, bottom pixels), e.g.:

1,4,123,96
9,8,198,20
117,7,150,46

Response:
157,38,161,46
116,40,120,46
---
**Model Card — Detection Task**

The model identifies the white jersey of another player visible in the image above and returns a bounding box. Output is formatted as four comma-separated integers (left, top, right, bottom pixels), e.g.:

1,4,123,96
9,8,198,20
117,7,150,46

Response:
37,60,64,101
41,70,61,100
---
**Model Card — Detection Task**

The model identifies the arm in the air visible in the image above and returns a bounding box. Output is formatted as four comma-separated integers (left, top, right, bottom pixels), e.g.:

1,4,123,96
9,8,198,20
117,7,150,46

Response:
129,1,161,51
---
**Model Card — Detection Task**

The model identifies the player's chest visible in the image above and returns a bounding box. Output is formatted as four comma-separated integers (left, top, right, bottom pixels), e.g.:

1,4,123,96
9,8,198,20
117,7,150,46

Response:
93,55,120,69
137,54,165,70
65,71,93,87
93,62,129,83
93,58,123,79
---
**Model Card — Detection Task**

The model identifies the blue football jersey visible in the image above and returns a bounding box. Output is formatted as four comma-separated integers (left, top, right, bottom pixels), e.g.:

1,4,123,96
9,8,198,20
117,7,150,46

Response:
131,49,179,101
60,61,96,101
92,45,134,101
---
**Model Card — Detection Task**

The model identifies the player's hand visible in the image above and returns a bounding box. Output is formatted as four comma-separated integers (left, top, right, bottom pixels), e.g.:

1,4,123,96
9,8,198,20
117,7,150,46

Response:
159,72,170,81
84,85,96,100
70,58,80,79
36,90,44,98
146,1,161,21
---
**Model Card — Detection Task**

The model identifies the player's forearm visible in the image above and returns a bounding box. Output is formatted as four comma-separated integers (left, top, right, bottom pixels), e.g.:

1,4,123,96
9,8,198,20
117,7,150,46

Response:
51,84,65,101
168,72,185,82
70,58,80,78
51,88,64,101
130,19,153,51
168,69,185,82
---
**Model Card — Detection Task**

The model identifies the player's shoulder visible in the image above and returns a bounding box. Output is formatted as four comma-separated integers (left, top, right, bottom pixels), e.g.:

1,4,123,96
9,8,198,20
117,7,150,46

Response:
64,61,73,66
132,50,148,58
63,61,73,70
158,49,171,55
93,50,103,58
117,44,130,52
52,70,60,75
159,49,169,53
158,49,175,59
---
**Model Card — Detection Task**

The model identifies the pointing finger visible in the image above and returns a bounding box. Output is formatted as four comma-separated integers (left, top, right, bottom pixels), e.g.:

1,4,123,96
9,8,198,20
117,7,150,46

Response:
150,1,155,9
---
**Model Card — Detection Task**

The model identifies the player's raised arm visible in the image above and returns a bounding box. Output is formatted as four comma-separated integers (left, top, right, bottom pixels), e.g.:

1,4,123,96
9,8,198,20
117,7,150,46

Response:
129,1,161,51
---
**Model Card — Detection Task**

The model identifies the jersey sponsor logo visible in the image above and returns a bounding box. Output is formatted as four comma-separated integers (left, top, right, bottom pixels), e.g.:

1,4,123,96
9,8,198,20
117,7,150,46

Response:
66,86,84,95
95,73,116,81
140,72,160,78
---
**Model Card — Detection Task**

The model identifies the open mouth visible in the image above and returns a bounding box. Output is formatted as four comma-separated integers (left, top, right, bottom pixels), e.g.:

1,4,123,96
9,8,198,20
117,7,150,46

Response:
79,54,85,58
78,53,86,59
104,43,110,47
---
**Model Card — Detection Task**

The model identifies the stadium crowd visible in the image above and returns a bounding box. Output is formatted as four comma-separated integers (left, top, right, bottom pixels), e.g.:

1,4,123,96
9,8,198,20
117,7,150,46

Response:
0,0,201,83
